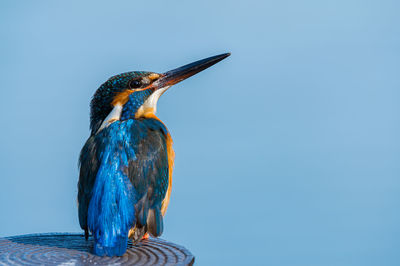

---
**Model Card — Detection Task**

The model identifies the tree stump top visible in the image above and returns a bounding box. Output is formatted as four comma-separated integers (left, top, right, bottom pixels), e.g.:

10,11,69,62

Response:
0,233,194,265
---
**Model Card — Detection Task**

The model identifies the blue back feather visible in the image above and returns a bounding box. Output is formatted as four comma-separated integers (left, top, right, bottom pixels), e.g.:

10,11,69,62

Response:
87,121,137,256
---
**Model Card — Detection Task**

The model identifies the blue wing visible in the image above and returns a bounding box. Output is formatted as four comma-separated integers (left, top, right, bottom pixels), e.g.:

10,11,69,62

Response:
77,118,169,256
127,118,170,240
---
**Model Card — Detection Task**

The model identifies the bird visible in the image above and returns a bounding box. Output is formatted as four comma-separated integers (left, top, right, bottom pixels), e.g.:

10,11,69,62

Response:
77,53,230,256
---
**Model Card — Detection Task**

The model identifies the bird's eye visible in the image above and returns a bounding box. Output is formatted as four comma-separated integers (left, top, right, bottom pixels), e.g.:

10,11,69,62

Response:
129,79,142,89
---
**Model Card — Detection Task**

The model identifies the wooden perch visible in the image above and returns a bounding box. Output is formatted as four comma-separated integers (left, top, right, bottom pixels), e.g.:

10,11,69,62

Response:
0,233,194,265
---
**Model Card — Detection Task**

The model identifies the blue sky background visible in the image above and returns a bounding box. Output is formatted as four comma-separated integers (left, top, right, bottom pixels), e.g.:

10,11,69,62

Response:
1,1,399,265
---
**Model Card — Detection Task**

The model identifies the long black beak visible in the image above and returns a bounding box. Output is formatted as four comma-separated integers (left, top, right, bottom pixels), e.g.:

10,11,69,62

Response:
154,53,230,88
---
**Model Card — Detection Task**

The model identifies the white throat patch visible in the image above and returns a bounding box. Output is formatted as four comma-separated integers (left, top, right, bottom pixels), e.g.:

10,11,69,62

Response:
138,86,170,114
97,103,123,133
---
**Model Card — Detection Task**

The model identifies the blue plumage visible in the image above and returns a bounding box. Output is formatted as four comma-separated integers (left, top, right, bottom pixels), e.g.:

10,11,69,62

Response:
87,121,137,256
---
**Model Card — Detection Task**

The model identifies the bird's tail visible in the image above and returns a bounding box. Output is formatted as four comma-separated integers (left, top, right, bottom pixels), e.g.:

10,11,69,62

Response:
87,145,136,256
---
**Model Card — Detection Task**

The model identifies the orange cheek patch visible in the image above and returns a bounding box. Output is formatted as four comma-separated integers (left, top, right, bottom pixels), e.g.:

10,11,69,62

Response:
113,86,155,107
112,90,134,106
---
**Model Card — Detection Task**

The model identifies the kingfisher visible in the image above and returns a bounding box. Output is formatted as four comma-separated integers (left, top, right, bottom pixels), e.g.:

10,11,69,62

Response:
77,53,230,256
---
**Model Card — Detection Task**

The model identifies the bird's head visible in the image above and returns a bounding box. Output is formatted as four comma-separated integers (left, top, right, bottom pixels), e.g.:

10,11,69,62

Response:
90,53,230,134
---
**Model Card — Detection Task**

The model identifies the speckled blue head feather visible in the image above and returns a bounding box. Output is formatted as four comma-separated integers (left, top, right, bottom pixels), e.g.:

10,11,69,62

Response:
90,71,152,134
